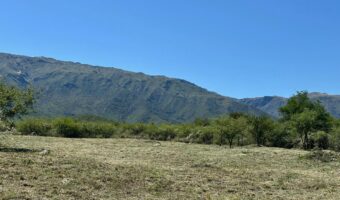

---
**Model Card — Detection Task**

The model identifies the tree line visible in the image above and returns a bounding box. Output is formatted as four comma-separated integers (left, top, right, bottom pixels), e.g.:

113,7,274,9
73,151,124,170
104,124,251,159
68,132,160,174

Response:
1,82,339,151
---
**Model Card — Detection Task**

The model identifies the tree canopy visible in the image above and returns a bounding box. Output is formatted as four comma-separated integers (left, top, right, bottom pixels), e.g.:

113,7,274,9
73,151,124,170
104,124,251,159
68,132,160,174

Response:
0,82,34,123
280,91,333,149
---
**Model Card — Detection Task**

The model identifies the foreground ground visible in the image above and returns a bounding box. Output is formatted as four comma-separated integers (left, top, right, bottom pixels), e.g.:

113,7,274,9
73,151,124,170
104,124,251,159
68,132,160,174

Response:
0,135,339,200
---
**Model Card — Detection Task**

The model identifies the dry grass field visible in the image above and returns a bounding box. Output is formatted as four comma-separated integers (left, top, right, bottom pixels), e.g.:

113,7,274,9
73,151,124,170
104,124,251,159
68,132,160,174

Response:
0,135,340,200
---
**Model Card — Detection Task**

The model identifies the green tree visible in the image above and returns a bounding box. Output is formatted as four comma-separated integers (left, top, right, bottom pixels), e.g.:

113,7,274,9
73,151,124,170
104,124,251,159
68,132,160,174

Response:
214,117,232,146
249,116,274,146
280,91,332,132
268,122,295,148
232,116,249,147
333,119,340,128
0,82,34,148
290,109,318,149
215,117,248,148
0,82,34,124
194,118,211,127
280,91,315,120
311,131,329,150
330,127,340,151
280,91,333,149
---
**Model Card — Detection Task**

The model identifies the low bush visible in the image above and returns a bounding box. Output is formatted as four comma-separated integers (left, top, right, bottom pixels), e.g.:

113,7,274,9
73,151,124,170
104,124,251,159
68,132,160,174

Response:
198,127,215,144
304,149,340,162
0,121,9,132
330,128,340,151
16,118,53,136
311,131,329,150
268,124,295,148
54,118,83,138
13,112,340,152
81,122,116,138
148,125,176,141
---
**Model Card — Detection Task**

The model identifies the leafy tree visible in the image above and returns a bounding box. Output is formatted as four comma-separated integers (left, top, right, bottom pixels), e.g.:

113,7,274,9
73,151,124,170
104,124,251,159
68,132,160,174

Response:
291,109,319,149
199,126,216,144
232,116,249,147
311,131,329,150
268,122,295,148
0,83,33,148
0,82,34,124
280,91,315,120
214,117,231,146
330,127,340,151
280,91,332,132
229,112,249,119
280,91,333,149
193,118,211,127
215,117,248,148
333,119,340,128
249,116,274,146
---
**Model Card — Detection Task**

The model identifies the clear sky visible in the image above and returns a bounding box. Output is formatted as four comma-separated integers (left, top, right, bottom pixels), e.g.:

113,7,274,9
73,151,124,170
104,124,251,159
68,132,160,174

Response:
0,0,339,98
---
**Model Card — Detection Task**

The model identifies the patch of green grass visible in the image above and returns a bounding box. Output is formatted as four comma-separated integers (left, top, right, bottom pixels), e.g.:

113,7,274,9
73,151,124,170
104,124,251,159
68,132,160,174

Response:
0,135,340,199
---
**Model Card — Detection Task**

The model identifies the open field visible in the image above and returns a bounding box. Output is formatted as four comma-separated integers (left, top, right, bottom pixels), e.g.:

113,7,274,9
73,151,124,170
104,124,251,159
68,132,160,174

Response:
0,135,340,200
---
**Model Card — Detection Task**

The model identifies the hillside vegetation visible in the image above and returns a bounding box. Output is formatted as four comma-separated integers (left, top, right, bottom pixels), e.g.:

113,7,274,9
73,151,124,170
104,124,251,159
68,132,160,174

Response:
1,135,340,200
14,92,340,153
2,53,340,122
1,64,340,200
0,53,263,123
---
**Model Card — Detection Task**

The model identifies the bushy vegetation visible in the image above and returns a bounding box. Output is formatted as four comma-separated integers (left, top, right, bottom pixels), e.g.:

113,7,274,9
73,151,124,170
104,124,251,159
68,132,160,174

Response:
0,82,34,148
12,91,340,152
0,82,34,124
16,118,53,136
17,118,118,138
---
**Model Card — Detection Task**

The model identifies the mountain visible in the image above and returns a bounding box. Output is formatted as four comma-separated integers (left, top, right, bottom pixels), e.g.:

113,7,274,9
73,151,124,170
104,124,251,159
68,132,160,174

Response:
240,93,340,118
0,53,265,123
239,96,287,118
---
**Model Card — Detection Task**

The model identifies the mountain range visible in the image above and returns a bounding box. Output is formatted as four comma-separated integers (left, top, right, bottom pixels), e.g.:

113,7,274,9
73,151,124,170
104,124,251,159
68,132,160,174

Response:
240,93,340,118
0,53,264,123
0,52,339,122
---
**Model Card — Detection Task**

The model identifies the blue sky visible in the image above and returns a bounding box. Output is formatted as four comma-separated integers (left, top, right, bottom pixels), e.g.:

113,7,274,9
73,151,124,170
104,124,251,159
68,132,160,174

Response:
0,0,339,98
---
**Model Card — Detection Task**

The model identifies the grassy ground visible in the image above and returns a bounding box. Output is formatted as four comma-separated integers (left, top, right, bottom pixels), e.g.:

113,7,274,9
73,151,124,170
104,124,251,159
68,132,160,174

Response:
0,135,339,200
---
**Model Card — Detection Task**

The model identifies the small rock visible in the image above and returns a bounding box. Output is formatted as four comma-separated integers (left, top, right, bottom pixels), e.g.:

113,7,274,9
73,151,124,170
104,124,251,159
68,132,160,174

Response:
39,149,50,155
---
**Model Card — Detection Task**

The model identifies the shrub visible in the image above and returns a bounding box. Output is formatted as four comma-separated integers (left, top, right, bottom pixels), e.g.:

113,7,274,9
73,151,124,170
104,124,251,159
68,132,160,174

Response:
81,122,116,138
268,123,295,148
248,116,274,146
54,118,83,138
94,123,116,138
198,127,216,144
175,125,192,139
0,121,9,132
311,131,329,150
330,128,340,151
148,125,176,141
304,149,339,162
128,123,147,136
16,118,53,136
193,118,211,127
0,82,34,123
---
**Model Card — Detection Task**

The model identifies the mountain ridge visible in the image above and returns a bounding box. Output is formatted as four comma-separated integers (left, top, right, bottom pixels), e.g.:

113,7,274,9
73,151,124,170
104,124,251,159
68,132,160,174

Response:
2,52,339,121
240,93,340,118
0,52,265,123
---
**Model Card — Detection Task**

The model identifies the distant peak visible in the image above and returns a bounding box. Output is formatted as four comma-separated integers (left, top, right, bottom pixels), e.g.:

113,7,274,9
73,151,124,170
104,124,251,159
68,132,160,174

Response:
308,92,330,97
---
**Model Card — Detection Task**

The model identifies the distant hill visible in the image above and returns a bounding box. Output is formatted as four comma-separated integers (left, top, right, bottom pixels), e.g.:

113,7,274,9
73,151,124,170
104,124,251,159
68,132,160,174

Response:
239,96,287,118
239,93,340,118
0,53,265,123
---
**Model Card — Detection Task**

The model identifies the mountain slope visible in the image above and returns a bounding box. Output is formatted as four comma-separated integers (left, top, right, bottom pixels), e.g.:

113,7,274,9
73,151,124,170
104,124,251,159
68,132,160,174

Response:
0,53,264,123
240,93,340,118
239,96,287,118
